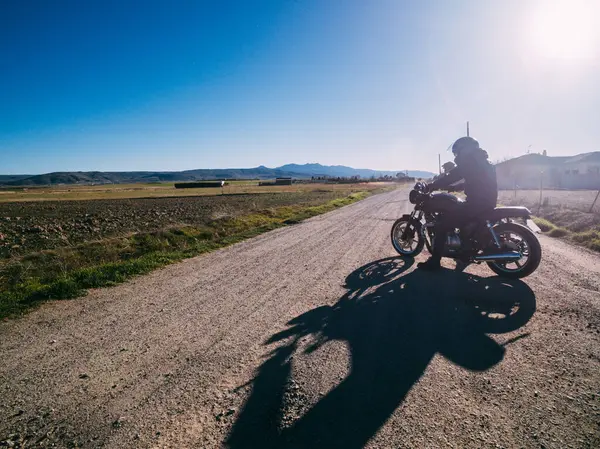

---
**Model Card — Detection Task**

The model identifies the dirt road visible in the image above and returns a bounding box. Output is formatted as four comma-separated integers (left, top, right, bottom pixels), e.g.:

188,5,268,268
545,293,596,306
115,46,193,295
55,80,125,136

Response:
1,189,599,448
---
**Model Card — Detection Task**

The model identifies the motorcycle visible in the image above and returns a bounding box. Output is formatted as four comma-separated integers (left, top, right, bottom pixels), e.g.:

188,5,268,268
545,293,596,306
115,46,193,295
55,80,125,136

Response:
391,182,542,278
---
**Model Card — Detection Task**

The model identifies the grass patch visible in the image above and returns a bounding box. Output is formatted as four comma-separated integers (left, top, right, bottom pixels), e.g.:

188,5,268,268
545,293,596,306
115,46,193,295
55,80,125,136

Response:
532,217,556,233
530,216,600,253
571,230,600,252
0,190,380,319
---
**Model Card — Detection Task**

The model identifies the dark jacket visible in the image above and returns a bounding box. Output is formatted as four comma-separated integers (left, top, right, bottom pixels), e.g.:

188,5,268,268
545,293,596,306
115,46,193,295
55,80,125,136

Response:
430,148,498,208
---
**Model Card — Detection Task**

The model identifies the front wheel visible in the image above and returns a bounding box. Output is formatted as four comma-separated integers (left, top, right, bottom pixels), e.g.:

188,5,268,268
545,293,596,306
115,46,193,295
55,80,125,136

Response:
391,217,424,257
487,222,542,279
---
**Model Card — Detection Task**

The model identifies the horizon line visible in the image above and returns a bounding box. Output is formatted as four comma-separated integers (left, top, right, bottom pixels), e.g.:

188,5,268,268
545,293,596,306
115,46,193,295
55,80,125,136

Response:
0,163,436,177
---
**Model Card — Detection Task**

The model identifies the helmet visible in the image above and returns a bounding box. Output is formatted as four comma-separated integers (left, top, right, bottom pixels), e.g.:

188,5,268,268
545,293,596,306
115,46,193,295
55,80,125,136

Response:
451,136,480,157
442,161,455,172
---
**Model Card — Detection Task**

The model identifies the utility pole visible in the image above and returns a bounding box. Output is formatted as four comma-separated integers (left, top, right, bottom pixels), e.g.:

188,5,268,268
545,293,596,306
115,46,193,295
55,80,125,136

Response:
590,190,600,213
438,154,441,174
466,121,470,137
539,171,544,211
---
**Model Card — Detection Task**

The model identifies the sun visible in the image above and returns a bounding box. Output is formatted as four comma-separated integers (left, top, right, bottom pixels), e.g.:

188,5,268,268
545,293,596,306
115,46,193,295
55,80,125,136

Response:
529,0,599,60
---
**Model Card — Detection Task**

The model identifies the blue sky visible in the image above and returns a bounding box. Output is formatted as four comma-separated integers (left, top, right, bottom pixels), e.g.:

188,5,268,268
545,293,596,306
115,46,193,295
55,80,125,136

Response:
1,0,599,174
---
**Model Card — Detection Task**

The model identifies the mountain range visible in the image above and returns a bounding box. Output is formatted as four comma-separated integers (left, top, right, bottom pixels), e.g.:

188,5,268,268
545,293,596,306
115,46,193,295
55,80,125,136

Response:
0,164,435,187
277,164,433,179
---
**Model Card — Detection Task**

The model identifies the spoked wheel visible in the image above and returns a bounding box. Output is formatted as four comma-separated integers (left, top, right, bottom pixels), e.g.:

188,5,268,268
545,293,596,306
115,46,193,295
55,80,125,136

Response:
487,223,542,279
391,218,424,257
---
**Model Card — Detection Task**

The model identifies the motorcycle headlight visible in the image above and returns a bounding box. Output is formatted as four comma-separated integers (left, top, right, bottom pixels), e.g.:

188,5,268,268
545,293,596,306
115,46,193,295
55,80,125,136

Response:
409,190,418,204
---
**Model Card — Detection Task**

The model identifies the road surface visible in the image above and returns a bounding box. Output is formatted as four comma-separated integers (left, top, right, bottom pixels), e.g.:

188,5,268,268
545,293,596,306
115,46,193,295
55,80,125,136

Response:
1,188,599,448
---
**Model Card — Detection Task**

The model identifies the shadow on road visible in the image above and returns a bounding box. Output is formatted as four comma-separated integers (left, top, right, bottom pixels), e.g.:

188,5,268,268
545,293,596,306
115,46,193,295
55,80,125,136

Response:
226,257,536,449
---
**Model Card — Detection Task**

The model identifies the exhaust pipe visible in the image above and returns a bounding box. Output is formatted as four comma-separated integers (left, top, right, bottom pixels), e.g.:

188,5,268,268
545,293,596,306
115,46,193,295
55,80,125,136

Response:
474,251,521,262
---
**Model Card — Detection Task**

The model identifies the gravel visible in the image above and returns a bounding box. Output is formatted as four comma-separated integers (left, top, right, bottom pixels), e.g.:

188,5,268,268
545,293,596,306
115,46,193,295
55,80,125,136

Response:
0,188,598,448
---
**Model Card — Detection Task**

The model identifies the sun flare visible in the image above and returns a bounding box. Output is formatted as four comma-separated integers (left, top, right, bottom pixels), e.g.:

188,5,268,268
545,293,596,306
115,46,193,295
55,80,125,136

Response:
529,0,599,60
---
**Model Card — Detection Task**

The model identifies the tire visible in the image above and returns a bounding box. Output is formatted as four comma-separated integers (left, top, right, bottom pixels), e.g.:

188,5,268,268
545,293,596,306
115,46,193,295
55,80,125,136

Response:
391,217,424,257
486,222,542,279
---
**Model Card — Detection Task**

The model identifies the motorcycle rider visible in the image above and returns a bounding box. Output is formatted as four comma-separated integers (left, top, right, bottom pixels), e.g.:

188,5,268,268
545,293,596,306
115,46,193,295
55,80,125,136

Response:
417,136,498,271
431,161,456,182
441,161,456,175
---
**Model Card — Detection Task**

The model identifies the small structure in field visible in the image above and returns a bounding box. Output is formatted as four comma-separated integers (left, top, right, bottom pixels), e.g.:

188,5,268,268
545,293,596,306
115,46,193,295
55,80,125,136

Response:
275,177,292,185
259,178,293,187
174,181,227,189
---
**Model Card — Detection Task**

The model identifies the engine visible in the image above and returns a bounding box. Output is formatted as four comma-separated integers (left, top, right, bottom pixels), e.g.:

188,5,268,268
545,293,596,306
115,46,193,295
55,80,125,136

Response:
446,233,462,249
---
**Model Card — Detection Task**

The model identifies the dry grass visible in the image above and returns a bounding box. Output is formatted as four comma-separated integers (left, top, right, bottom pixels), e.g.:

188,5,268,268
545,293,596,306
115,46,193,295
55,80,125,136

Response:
501,189,600,252
500,189,600,232
498,189,600,214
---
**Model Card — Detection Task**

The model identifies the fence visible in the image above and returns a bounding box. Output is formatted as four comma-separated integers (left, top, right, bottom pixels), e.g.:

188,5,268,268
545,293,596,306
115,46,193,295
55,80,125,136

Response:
500,187,600,214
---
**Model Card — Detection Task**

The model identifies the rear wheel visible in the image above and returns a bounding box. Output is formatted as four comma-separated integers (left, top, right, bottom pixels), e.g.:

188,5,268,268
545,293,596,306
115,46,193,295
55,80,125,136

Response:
391,217,424,257
487,223,542,279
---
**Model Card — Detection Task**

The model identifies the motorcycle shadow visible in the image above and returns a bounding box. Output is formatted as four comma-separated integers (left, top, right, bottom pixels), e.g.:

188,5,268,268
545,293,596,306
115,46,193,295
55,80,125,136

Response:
226,257,536,449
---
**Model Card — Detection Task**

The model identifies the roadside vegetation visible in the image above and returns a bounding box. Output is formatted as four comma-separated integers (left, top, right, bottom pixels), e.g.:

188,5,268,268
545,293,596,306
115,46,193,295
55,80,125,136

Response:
498,190,600,252
532,216,600,252
0,186,393,319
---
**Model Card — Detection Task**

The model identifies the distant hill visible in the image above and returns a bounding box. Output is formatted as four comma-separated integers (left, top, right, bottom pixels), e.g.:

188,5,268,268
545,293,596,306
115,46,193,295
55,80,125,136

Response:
0,168,308,187
0,175,32,184
0,163,435,187
276,163,434,179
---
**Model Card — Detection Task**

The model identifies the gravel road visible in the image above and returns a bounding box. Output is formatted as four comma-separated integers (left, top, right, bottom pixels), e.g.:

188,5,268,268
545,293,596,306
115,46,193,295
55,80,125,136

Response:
1,188,599,448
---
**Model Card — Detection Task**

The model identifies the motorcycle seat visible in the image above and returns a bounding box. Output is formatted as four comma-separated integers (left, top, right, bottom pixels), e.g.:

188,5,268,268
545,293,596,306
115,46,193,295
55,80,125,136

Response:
486,207,531,221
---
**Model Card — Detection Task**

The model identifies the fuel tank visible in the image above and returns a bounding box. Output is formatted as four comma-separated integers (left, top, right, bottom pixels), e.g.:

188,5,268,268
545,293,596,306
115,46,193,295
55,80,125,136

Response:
422,192,463,214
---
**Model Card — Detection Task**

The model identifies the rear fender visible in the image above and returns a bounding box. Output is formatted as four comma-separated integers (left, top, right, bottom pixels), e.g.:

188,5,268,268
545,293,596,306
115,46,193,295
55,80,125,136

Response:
490,207,531,221
488,207,541,234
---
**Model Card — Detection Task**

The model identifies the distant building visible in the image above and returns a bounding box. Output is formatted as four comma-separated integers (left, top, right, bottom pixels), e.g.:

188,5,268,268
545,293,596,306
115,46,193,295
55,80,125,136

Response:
496,152,600,189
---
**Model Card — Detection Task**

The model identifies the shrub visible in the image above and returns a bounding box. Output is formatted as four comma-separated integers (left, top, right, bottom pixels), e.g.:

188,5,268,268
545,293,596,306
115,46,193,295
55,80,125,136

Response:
588,239,600,252
548,227,569,238
571,230,600,243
